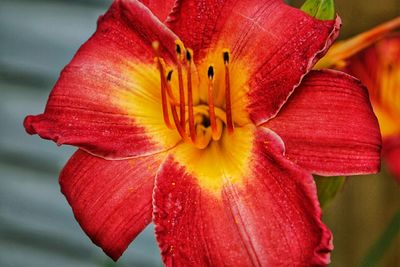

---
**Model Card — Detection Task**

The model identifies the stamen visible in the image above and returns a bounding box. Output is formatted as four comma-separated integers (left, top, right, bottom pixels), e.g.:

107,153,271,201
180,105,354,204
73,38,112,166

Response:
153,42,172,129
207,65,219,140
157,57,173,129
165,69,178,105
166,79,188,140
186,49,196,143
154,41,236,146
175,42,186,130
223,50,234,133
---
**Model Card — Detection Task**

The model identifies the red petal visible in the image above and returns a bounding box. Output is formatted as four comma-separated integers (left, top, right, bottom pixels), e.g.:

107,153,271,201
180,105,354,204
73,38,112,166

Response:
60,149,163,260
154,127,332,266
24,0,181,159
140,0,176,21
264,69,381,176
383,136,400,183
167,0,340,124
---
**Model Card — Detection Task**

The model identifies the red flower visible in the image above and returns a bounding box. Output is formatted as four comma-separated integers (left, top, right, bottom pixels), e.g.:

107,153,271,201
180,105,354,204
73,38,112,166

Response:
24,0,381,266
318,17,400,182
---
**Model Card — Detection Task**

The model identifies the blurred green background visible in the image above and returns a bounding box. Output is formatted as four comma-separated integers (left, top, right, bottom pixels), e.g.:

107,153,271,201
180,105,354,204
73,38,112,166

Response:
0,0,399,266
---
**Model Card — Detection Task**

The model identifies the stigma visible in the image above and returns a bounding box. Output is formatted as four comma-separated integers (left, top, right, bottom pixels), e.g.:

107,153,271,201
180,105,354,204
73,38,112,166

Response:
153,41,234,149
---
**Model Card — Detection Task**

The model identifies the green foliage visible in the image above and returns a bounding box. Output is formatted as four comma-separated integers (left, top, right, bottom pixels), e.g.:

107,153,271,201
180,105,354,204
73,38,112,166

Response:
315,176,345,208
301,0,335,20
358,209,400,267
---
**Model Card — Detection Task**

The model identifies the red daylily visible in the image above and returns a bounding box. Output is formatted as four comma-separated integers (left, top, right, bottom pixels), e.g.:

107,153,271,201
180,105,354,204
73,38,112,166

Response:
24,0,381,266
318,17,400,182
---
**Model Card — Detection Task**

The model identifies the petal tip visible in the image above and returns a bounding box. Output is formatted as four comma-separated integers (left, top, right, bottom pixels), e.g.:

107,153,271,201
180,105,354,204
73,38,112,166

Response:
59,150,159,262
312,226,333,266
105,250,123,262
23,115,38,135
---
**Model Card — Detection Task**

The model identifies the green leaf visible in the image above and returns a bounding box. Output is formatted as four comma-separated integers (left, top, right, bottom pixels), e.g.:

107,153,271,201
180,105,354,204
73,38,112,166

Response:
301,0,335,20
315,176,345,208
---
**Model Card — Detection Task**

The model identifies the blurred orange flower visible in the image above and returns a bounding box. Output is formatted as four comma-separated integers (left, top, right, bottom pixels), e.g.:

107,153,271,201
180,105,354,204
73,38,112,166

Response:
318,17,400,181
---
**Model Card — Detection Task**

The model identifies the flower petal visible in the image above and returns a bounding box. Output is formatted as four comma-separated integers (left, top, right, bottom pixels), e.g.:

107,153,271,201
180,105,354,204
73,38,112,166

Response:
167,0,340,124
343,33,400,138
140,0,176,21
383,136,400,183
60,149,164,260
264,69,381,176
315,17,400,69
153,126,332,266
24,0,181,159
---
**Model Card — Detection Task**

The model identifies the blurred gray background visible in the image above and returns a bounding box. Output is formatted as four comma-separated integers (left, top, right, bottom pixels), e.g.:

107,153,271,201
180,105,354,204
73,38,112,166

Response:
0,0,399,267
0,0,162,266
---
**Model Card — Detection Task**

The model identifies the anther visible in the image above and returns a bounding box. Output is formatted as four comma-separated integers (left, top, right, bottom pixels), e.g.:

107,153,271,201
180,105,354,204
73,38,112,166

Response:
186,49,192,62
176,44,182,56
223,50,230,65
167,70,173,81
208,66,214,79
207,65,219,139
175,40,186,61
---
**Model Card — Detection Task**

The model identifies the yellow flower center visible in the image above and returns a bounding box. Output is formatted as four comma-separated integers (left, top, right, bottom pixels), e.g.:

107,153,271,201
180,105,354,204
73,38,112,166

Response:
154,41,240,149
115,41,253,192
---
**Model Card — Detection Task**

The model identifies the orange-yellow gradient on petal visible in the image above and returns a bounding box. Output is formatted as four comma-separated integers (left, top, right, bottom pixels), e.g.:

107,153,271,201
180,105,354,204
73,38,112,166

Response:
114,61,182,151
169,125,255,193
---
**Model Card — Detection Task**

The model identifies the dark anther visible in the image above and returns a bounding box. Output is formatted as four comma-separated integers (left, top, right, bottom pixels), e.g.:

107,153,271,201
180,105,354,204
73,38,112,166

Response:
223,51,230,64
176,44,182,55
167,70,173,81
208,66,214,79
186,50,192,61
